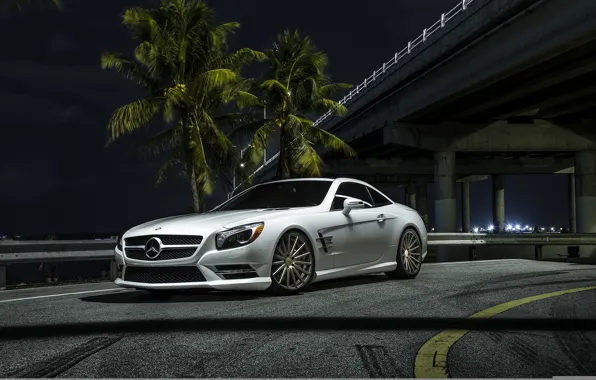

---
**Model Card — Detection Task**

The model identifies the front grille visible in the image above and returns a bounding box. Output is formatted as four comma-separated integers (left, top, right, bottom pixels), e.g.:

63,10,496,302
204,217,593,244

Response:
124,235,203,246
125,248,197,261
124,266,206,283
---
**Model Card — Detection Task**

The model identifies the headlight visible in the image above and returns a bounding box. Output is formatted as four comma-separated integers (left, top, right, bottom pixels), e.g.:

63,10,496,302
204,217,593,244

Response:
116,235,123,251
215,222,264,250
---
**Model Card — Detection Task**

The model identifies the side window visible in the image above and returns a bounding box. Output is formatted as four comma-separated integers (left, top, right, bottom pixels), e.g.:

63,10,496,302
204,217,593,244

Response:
367,187,393,207
331,182,373,211
331,196,345,211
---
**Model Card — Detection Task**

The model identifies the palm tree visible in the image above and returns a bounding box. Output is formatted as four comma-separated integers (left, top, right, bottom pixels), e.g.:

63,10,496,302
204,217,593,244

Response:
101,0,264,212
240,29,356,180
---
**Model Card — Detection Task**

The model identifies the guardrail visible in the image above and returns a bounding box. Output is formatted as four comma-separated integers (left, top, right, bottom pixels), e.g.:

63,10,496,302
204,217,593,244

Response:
230,0,478,197
0,239,117,290
0,232,593,290
428,232,593,261
428,232,596,246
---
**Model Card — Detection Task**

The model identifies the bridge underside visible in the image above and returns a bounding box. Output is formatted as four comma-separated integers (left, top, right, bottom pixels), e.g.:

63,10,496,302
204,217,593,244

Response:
406,36,596,123
323,150,574,185
318,0,596,161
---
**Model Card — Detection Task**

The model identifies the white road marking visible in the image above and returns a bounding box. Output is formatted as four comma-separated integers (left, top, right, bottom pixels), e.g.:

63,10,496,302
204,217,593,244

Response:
425,259,526,265
0,288,129,303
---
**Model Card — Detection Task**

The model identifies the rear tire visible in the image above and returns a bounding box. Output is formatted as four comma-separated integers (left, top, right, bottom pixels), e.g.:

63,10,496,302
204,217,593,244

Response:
267,230,316,296
385,227,422,279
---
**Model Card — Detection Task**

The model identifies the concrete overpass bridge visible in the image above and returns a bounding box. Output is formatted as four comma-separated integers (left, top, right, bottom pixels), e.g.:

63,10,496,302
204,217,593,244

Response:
234,0,596,260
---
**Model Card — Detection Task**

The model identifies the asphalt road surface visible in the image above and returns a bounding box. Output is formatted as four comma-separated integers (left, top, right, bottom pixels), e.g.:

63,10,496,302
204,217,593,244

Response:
0,259,595,378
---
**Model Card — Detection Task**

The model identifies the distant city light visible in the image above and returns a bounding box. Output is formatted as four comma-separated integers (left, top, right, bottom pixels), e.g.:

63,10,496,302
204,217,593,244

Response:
430,221,566,234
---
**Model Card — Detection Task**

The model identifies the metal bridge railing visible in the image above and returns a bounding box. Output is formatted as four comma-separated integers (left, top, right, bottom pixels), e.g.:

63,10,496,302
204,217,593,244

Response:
229,0,477,198
1,231,593,290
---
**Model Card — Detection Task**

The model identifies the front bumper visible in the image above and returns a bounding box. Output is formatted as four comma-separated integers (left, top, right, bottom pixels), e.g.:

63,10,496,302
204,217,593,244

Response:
114,276,272,291
113,238,275,291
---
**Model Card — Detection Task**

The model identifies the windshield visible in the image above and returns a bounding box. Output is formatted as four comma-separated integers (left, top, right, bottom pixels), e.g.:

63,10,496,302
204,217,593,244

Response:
216,180,333,211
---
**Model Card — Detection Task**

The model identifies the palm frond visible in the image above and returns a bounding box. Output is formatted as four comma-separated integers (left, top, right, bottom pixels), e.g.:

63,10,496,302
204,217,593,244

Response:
122,7,164,45
319,83,352,98
192,68,237,94
314,98,348,116
208,21,240,48
261,79,289,98
100,52,155,88
225,48,267,68
227,118,268,141
285,114,313,136
228,91,263,109
290,140,323,177
307,127,357,158
133,41,164,76
106,98,161,143
214,112,261,131
245,120,276,168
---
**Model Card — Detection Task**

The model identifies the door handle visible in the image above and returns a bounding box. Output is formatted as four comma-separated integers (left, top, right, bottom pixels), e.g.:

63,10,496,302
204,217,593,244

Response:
377,214,386,223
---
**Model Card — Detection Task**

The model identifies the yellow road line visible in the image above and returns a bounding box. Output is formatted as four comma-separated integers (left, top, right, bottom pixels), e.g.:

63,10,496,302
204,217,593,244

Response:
413,285,596,378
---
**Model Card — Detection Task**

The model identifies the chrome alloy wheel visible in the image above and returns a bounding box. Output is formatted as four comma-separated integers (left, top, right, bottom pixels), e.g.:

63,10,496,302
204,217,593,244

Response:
400,229,422,275
271,232,314,291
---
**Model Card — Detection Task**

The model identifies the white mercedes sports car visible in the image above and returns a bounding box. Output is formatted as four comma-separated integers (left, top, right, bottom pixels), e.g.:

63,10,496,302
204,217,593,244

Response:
114,177,428,295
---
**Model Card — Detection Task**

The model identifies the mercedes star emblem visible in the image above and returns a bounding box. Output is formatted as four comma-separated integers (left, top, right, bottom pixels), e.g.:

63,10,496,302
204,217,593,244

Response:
144,237,163,259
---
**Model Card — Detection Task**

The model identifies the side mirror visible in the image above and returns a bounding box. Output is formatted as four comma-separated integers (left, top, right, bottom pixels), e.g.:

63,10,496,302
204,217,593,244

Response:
342,197,365,216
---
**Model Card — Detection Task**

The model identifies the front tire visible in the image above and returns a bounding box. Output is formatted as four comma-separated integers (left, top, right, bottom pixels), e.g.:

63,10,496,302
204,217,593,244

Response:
385,227,422,279
268,230,315,296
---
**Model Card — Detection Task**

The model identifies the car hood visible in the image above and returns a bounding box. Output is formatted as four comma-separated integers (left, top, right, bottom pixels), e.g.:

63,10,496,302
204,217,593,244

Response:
126,208,305,235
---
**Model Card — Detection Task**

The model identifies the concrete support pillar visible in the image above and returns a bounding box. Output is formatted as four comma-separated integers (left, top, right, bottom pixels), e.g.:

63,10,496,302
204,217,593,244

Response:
415,178,429,227
492,175,505,232
569,173,577,233
434,152,457,262
405,183,416,209
461,182,471,232
575,151,596,237
0,265,6,291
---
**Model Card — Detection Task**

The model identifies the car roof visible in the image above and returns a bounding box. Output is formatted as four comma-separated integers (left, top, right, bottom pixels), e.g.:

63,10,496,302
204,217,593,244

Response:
257,177,393,200
262,177,372,186
262,178,334,184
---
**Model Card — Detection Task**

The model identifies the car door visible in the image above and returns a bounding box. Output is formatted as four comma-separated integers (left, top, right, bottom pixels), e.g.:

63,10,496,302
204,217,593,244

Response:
323,182,390,268
365,185,401,262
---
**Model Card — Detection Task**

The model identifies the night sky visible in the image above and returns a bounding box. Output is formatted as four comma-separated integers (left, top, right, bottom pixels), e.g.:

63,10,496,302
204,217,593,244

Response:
0,0,570,235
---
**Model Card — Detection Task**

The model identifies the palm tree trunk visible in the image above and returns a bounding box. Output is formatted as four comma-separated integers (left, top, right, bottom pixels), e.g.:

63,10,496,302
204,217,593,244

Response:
189,164,201,213
277,127,286,179
183,113,201,213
